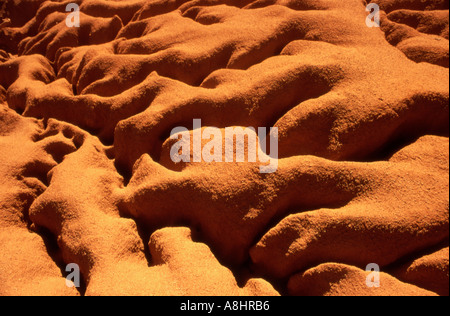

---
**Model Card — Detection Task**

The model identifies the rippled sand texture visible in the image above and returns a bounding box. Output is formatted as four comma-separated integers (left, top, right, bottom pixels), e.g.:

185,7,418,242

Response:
0,0,448,296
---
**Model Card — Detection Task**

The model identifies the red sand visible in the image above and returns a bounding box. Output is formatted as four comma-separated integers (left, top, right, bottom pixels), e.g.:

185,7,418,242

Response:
0,0,448,296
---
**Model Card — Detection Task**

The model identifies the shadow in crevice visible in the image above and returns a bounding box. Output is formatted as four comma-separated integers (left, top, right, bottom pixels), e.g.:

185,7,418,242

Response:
34,225,87,296
385,238,450,273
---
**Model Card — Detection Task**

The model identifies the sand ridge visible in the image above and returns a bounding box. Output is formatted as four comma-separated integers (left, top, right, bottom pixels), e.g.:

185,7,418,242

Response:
0,0,448,296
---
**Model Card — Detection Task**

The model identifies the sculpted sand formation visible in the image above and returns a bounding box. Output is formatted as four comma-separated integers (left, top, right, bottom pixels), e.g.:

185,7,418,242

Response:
0,0,448,296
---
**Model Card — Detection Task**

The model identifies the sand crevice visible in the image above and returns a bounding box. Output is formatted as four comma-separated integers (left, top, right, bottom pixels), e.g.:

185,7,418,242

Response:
0,0,448,296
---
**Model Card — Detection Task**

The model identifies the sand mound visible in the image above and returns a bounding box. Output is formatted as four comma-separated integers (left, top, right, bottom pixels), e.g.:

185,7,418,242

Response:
0,0,448,296
288,263,437,296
